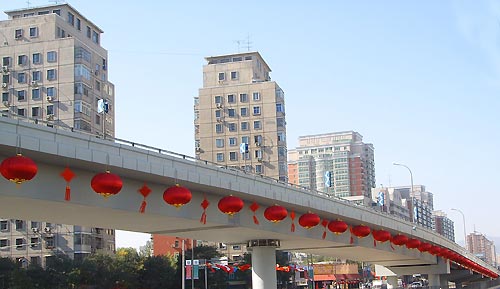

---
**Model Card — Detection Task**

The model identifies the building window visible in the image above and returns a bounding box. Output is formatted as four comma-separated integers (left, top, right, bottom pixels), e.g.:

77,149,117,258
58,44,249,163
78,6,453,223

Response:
17,108,25,116
216,138,224,148
0,220,8,231
229,137,237,146
2,57,11,66
30,237,39,248
32,70,41,81
15,220,24,230
216,153,224,162
240,93,248,102
254,135,262,145
86,26,91,38
15,29,23,39
45,236,54,249
227,123,237,132
240,107,248,117
218,72,225,81
74,64,91,80
253,120,262,130
92,31,99,44
255,165,263,174
278,147,286,157
229,152,237,161
47,51,57,62
68,12,74,26
47,69,57,80
2,74,9,84
75,47,92,62
18,55,27,66
253,106,261,115
276,103,284,112
17,72,26,83
1,92,8,102
52,9,61,16
214,110,222,118
95,114,101,125
227,108,235,117
241,136,249,144
214,95,222,104
277,132,286,142
76,18,81,30
47,105,54,116
16,238,24,249
95,80,101,91
232,245,241,250
253,92,260,101
31,89,40,100
241,122,249,131
231,71,238,80
227,94,235,103
215,123,223,133
277,118,285,127
17,90,25,101
47,87,56,97
0,239,7,248
30,257,40,266
29,27,38,38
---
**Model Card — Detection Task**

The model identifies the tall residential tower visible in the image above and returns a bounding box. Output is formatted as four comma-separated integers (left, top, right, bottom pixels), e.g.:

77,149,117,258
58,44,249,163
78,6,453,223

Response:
0,4,115,267
195,52,287,181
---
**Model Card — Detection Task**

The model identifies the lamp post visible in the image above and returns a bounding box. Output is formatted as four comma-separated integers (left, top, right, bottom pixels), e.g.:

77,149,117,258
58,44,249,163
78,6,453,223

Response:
451,208,467,250
392,162,416,223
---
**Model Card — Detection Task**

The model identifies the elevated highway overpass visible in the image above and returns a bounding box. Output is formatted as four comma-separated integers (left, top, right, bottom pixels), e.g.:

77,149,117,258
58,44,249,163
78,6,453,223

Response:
0,117,497,289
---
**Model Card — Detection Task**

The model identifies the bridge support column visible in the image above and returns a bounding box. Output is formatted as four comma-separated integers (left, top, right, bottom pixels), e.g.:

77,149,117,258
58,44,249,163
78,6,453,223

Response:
386,276,398,289
247,239,280,289
428,274,448,289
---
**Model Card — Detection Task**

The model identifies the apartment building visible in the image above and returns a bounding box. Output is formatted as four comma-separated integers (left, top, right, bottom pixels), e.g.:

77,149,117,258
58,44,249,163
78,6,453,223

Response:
288,131,375,199
432,210,455,242
0,4,115,267
467,232,497,266
195,51,288,181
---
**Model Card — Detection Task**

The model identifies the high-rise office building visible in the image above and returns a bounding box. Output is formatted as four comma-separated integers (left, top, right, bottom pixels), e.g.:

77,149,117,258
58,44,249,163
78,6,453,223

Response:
288,131,375,199
195,51,288,181
467,232,497,266
0,4,115,267
432,210,455,242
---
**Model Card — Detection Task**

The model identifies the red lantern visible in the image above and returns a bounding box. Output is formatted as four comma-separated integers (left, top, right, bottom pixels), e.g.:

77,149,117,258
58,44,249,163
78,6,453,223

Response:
406,238,421,249
372,230,391,243
264,205,288,223
351,225,371,238
328,220,348,234
418,242,432,252
429,245,441,256
163,184,192,208
91,171,122,198
218,195,244,216
391,234,409,246
298,212,321,229
138,184,152,213
0,154,37,185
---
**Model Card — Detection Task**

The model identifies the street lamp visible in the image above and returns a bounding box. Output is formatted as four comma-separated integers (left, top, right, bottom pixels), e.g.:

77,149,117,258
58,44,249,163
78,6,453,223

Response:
392,162,416,223
451,208,467,250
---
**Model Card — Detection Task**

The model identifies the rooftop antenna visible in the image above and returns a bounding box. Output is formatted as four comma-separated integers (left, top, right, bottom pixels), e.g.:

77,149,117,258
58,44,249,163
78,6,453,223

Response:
49,0,65,4
245,33,252,51
26,0,31,8
234,34,252,53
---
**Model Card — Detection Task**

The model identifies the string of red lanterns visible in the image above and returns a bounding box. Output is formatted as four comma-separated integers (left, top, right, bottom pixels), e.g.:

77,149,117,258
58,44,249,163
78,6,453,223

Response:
2,155,498,279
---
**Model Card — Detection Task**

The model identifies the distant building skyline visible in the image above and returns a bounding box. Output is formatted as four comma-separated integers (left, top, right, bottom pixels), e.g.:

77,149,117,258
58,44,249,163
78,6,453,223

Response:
467,232,497,267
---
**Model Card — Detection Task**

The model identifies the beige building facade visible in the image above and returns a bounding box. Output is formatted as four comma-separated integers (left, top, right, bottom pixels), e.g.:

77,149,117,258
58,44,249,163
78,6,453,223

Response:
195,52,287,181
0,4,115,267
0,3,115,136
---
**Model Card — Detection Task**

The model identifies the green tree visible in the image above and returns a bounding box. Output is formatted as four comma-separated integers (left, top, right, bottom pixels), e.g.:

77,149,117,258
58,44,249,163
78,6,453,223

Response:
139,255,177,288
0,257,16,289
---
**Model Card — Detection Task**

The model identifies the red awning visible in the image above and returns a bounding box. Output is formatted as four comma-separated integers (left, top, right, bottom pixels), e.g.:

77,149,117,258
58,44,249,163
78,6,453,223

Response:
334,274,347,280
314,274,337,281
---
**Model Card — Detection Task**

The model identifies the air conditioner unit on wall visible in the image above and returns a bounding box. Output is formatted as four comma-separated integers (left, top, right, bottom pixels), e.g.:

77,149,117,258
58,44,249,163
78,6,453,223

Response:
31,80,38,86
46,96,53,102
1,83,7,89
2,101,8,107
1,66,8,73
46,114,54,121
216,103,223,109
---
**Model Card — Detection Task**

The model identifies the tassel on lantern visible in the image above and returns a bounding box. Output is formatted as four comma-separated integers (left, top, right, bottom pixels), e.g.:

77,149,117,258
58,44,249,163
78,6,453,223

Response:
250,202,260,225
290,211,296,232
200,195,209,224
60,167,75,202
321,219,328,239
138,184,152,213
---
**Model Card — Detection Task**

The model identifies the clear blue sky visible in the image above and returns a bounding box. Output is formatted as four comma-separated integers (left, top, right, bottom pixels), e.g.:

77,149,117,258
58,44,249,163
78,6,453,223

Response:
3,1,499,249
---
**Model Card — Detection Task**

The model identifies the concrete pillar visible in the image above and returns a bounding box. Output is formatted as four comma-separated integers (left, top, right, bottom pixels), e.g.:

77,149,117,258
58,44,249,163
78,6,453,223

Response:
249,239,279,289
428,274,448,289
386,276,398,289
